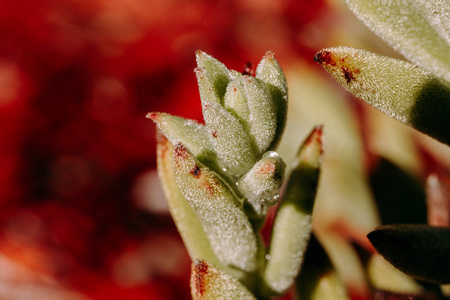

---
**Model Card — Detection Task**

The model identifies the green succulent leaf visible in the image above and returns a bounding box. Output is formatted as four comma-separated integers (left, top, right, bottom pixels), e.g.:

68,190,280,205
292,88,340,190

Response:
264,125,324,295
172,143,258,272
202,101,256,176
314,47,450,145
242,75,278,154
368,224,450,284
190,260,256,300
238,151,286,217
195,50,231,102
346,0,450,82
155,133,222,269
256,51,288,150
148,112,219,169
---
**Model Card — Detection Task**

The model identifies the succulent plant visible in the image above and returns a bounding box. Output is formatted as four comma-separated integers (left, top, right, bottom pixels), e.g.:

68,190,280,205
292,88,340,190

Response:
314,0,450,293
149,51,326,299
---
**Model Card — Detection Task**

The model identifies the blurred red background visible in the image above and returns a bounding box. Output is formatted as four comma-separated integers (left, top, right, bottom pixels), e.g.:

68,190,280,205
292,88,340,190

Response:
0,0,338,298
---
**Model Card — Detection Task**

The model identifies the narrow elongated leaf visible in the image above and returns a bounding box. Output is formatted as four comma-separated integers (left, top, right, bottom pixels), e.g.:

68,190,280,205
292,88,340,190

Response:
238,151,286,217
202,101,256,176
314,47,450,145
195,51,231,103
368,224,450,284
172,143,257,272
223,77,251,131
243,76,277,154
264,125,324,295
346,0,450,82
156,133,222,268
191,260,256,300
256,52,288,150
148,112,218,168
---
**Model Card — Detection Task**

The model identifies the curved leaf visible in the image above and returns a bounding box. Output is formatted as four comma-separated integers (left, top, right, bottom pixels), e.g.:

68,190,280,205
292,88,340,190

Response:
314,47,450,145
256,51,288,150
346,0,450,82
264,125,323,295
172,143,258,272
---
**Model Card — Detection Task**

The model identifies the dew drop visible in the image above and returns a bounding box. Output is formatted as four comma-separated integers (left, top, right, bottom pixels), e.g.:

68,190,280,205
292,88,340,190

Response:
265,254,271,260
262,194,279,207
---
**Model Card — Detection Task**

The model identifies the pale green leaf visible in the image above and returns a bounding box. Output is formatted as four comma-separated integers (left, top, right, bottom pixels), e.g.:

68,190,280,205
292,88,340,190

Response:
203,101,256,176
156,133,223,269
190,260,256,300
195,50,231,103
264,126,323,295
346,0,450,82
243,75,277,154
148,112,218,168
238,151,285,217
256,52,288,150
172,143,257,272
314,47,450,145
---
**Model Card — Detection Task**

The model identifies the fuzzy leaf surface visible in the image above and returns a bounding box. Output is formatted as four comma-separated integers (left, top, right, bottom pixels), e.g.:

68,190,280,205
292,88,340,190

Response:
195,51,231,103
264,125,323,295
242,75,277,154
256,51,288,150
172,143,257,272
238,151,285,217
315,47,450,145
202,101,256,176
346,0,450,82
190,260,256,300
156,133,222,268
368,224,450,284
148,112,219,169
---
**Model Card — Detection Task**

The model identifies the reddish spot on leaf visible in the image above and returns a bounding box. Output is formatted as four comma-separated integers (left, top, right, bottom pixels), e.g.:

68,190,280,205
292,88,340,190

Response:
190,164,201,178
259,162,276,175
174,143,188,160
146,112,160,122
304,124,324,153
211,131,217,138
242,62,255,76
192,260,209,297
314,50,336,66
341,66,359,83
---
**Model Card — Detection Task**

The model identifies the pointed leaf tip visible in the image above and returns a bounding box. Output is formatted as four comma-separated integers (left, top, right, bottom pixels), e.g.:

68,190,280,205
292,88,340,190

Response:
315,47,450,146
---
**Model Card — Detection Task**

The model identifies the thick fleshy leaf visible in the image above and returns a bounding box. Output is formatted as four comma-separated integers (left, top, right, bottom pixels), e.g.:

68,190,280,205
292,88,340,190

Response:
243,75,277,154
314,47,450,145
368,224,450,284
195,50,231,103
264,125,323,295
156,133,222,268
172,143,257,272
148,112,219,169
223,74,279,156
238,151,285,217
202,101,256,176
256,52,288,150
223,77,251,132
346,0,450,82
190,260,256,300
